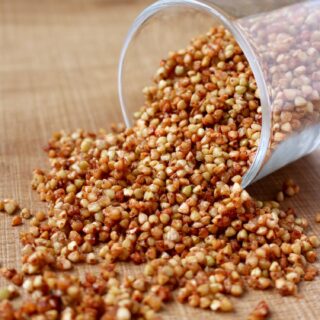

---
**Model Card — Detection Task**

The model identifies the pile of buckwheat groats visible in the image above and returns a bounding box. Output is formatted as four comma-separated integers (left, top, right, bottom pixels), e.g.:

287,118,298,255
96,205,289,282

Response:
0,25,318,320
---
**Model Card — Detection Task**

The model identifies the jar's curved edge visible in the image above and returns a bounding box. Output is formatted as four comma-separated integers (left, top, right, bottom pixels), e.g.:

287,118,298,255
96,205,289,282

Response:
117,0,272,187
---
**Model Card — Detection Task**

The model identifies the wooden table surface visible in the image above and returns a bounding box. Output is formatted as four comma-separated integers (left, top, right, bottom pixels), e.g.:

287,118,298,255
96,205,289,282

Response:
0,1,319,319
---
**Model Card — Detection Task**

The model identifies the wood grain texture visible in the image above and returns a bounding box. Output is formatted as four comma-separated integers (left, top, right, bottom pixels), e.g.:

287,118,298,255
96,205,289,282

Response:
0,1,319,319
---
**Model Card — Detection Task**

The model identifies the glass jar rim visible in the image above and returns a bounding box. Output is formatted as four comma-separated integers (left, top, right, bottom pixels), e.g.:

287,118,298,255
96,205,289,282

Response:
118,0,271,187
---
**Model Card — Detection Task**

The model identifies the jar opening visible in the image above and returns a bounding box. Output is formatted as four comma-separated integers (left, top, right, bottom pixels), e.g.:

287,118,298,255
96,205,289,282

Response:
118,0,271,187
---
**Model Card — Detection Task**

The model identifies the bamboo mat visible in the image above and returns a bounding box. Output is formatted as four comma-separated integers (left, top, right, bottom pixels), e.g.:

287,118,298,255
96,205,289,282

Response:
0,1,319,319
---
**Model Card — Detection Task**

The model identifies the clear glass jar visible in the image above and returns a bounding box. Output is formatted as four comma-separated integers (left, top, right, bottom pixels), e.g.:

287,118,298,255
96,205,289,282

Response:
118,0,320,187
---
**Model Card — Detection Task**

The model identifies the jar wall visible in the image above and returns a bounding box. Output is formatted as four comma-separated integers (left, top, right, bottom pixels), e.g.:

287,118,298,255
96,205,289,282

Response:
236,1,320,182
